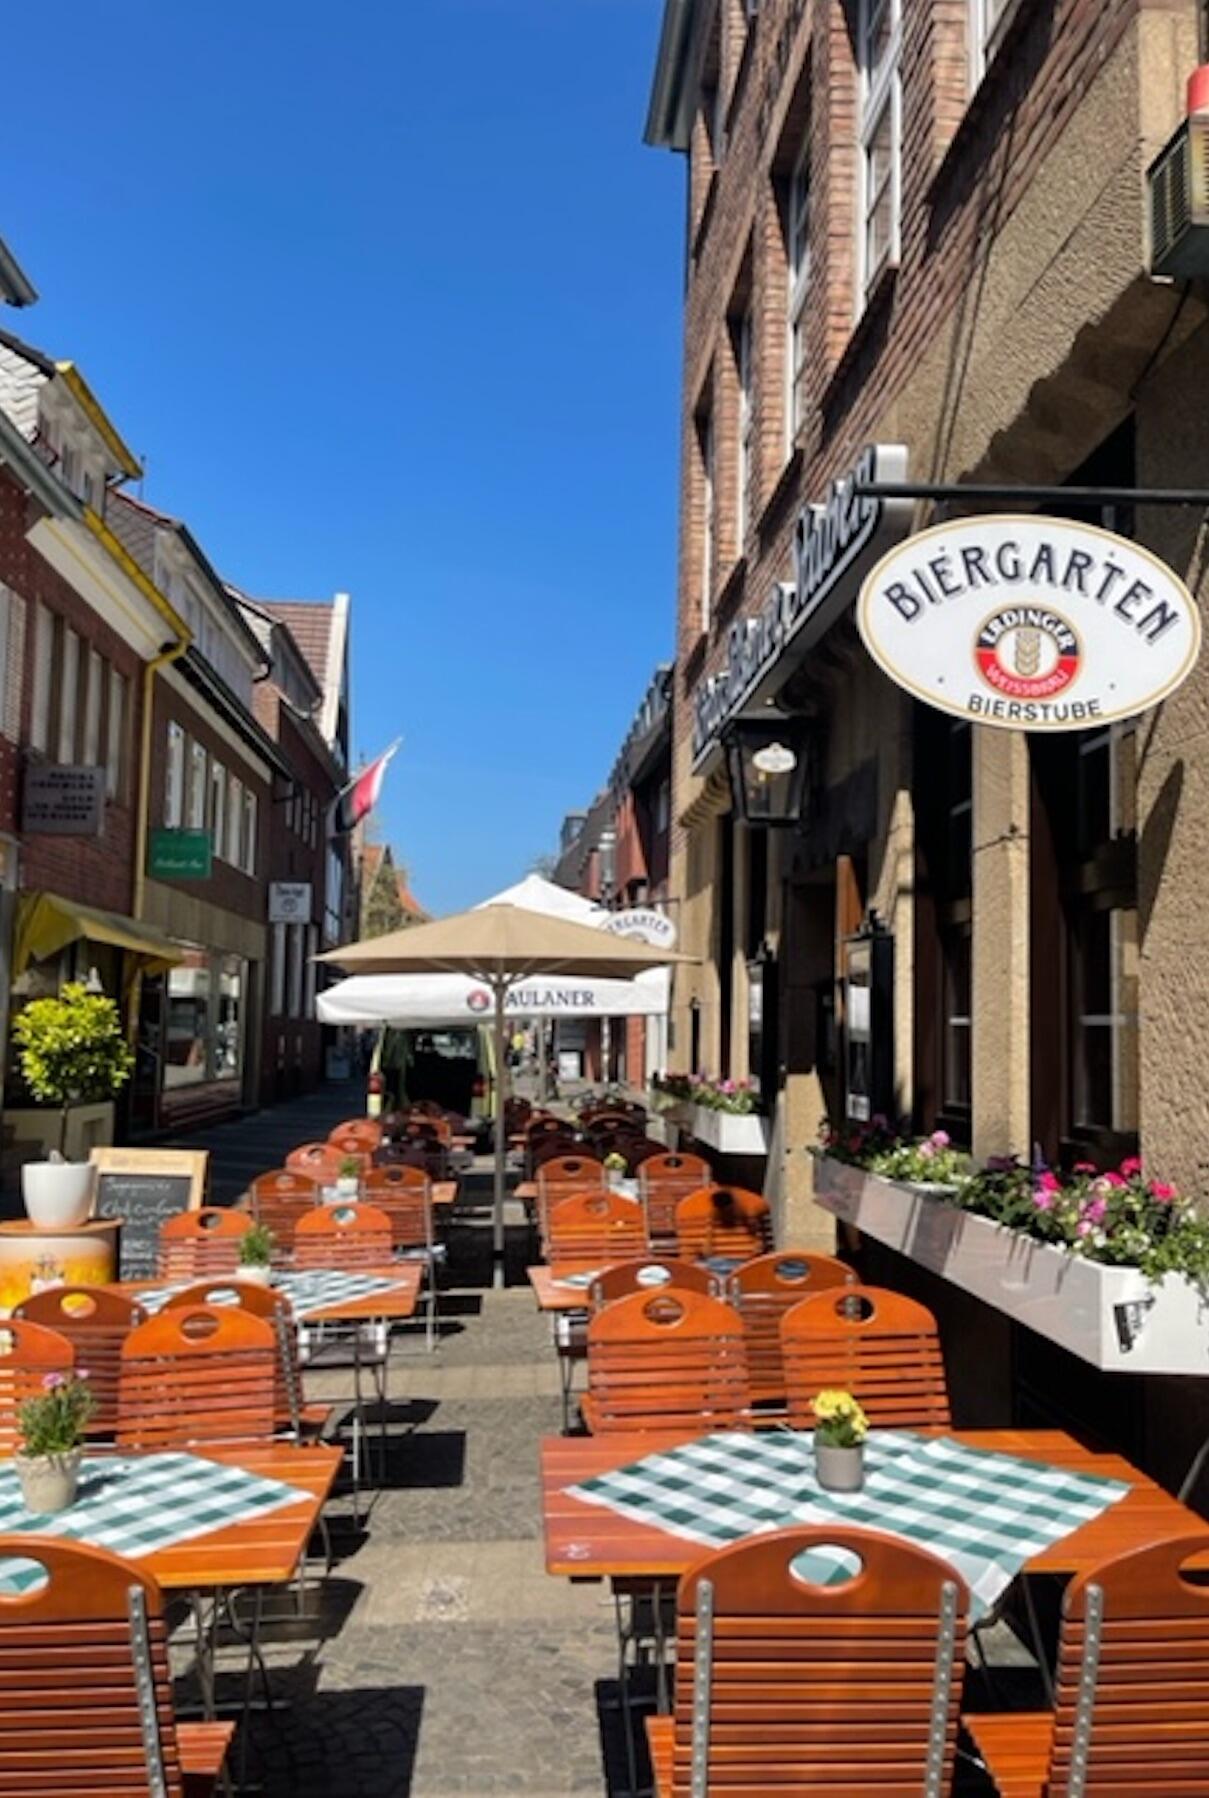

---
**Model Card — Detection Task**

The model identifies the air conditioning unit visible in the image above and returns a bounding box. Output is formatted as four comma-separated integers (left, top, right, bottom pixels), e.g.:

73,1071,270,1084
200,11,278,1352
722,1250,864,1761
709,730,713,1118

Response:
1148,108,1209,277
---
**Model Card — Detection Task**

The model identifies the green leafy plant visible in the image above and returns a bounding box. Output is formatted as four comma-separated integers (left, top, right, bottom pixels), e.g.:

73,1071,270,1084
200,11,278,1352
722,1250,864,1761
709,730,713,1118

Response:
868,1129,965,1185
651,1071,762,1115
239,1223,276,1268
811,1389,869,1448
11,983,134,1154
603,1152,628,1173
18,1372,94,1456
816,1115,904,1166
338,1156,361,1181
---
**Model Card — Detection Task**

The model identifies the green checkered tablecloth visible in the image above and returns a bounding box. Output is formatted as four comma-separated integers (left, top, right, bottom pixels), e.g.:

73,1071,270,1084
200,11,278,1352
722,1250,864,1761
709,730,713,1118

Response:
569,1430,1130,1618
137,1269,409,1319
0,1452,304,1594
553,1270,605,1291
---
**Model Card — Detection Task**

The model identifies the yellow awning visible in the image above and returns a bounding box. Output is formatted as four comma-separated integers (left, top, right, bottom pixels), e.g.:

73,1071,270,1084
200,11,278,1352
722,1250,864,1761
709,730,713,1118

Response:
14,893,184,978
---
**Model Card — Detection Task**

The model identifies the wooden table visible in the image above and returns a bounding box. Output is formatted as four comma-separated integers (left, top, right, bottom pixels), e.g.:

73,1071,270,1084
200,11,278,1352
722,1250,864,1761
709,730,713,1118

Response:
431,1180,457,1208
541,1429,1204,1581
527,1264,605,1311
115,1264,423,1325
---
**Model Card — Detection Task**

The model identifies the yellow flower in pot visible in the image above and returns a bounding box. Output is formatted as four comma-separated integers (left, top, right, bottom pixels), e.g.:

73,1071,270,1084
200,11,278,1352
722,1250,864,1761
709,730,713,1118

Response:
811,1389,870,1492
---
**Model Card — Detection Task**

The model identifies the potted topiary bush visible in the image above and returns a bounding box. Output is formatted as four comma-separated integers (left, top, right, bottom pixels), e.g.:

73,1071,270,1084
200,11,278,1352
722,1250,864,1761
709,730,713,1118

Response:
11,983,134,1227
237,1223,276,1287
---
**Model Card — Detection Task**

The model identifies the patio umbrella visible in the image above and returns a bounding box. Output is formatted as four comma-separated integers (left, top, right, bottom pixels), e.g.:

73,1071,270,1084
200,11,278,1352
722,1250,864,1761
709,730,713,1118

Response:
317,903,691,1282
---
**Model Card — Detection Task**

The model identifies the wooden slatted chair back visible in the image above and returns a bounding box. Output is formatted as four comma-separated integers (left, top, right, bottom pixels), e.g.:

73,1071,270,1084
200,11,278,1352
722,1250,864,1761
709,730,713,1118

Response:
0,1537,208,1797
0,1320,75,1457
530,1134,584,1169
674,1185,773,1263
537,1156,606,1243
782,1283,952,1430
250,1170,319,1253
119,1304,276,1448
588,1258,720,1312
328,1122,383,1156
292,1201,394,1270
546,1192,648,1267
584,1287,749,1434
14,1288,146,1437
729,1250,853,1409
658,1526,967,1797
363,1165,433,1251
640,1153,713,1251
162,1279,302,1437
157,1205,251,1281
286,1141,349,1180
405,1109,452,1144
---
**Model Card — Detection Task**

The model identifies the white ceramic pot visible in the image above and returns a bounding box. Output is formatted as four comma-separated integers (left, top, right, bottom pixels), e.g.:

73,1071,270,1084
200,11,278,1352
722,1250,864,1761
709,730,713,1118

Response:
336,1177,359,1198
16,1447,82,1514
21,1160,96,1229
814,1442,865,1492
237,1264,273,1286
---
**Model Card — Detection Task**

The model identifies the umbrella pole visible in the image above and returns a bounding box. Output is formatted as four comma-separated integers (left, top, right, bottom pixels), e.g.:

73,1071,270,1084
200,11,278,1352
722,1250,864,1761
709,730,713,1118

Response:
492,977,508,1289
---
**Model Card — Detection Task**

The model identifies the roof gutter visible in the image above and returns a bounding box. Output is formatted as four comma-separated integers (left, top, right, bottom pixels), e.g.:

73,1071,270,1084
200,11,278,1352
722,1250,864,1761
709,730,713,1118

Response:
0,407,78,518
0,238,37,308
53,362,142,478
644,0,709,150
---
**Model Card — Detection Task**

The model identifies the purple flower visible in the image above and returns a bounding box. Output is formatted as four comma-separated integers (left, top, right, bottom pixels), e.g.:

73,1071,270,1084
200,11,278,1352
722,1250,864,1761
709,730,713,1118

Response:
41,1372,65,1391
1081,1197,1108,1225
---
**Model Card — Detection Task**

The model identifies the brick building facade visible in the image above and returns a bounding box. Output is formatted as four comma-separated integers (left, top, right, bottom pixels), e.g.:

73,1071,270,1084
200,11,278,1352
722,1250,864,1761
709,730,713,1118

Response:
647,0,1209,1488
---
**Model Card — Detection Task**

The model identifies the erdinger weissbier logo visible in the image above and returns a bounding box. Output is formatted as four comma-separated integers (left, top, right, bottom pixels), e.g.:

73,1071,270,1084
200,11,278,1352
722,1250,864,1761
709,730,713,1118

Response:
857,515,1201,732
974,608,1080,701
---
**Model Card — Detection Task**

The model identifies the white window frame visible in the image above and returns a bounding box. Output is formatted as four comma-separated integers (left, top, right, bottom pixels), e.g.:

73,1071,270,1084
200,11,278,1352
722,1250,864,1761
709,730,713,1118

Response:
106,667,126,798
226,774,243,865
304,922,318,1015
969,0,1015,85
188,739,208,829
736,309,754,548
287,922,304,1019
270,920,286,1017
700,409,715,634
165,722,185,828
30,604,53,754
786,132,811,454
209,758,226,854
58,627,80,764
857,0,901,307
83,649,102,767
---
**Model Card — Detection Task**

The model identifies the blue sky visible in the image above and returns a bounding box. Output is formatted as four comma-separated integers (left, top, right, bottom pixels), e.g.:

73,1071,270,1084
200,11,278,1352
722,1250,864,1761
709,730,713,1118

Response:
4,0,683,912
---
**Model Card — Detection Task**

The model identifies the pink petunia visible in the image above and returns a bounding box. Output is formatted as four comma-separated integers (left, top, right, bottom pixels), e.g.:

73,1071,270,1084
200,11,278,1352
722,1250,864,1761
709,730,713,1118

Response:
1077,1219,1095,1237
930,1129,951,1148
1033,1188,1056,1211
1081,1197,1108,1225
1149,1181,1178,1202
1120,1157,1143,1179
1038,1170,1061,1193
1099,1171,1126,1188
918,1139,936,1159
41,1372,65,1391
1073,1161,1097,1175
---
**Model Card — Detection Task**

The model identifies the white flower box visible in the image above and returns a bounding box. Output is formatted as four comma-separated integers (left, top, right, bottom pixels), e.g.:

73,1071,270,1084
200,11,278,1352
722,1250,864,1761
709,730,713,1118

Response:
812,1152,1209,1376
690,1107,770,1156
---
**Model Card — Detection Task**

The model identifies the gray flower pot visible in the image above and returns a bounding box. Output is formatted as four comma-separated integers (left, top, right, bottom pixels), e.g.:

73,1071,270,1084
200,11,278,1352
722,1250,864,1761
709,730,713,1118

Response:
16,1447,82,1514
814,1442,865,1492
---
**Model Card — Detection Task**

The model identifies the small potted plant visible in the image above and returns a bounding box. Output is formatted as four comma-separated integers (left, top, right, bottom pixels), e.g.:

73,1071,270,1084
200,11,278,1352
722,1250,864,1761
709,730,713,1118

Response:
335,1155,361,1199
811,1389,870,1492
16,1370,94,1513
11,983,134,1226
603,1151,628,1191
238,1223,276,1286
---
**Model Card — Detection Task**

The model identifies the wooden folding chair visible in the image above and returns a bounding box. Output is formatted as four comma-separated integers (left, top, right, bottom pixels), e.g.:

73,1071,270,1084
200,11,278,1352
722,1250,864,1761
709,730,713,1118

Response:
249,1169,319,1256
545,1192,648,1267
674,1184,773,1263
160,1278,328,1443
728,1249,852,1416
582,1286,749,1434
589,1258,722,1309
639,1152,711,1252
965,1529,1209,1796
15,1287,147,1437
536,1156,606,1247
782,1282,953,1430
328,1121,383,1156
157,1206,251,1281
285,1141,350,1180
362,1167,442,1349
0,1536,232,1795
118,1305,277,1449
292,1201,394,1270
0,1319,74,1455
645,1526,968,1797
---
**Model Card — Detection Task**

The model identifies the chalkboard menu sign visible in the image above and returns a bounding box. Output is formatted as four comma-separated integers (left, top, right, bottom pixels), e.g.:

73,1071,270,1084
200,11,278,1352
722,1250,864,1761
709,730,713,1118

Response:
88,1148,208,1281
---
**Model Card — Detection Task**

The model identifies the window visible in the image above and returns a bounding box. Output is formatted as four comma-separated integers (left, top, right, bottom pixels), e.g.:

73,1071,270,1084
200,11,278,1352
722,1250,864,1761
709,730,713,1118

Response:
287,923,305,1019
970,0,1014,81
188,739,207,829
325,846,344,944
786,133,811,449
106,668,127,799
698,407,715,633
59,442,79,496
209,758,226,852
225,774,243,864
30,604,53,754
57,627,80,763
164,722,185,827
656,779,670,834
242,787,257,876
304,923,318,1015
736,309,754,547
270,921,287,1017
1070,725,1139,1136
82,650,102,767
858,0,900,302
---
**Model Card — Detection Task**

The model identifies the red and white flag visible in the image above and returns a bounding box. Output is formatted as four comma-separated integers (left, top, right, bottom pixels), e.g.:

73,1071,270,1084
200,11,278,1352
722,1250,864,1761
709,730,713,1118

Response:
329,740,399,838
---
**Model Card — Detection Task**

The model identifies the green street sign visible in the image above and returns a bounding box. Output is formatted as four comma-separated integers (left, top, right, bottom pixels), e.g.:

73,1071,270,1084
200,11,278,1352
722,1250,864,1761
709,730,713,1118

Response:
149,828,213,881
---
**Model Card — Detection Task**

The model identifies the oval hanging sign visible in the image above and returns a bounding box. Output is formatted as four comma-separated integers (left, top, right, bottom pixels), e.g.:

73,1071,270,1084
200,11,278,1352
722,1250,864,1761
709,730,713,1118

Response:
856,515,1201,730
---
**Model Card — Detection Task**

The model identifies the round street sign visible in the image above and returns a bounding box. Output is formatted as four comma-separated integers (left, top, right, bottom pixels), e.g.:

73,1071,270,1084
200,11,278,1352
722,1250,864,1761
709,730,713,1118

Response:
857,515,1201,730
